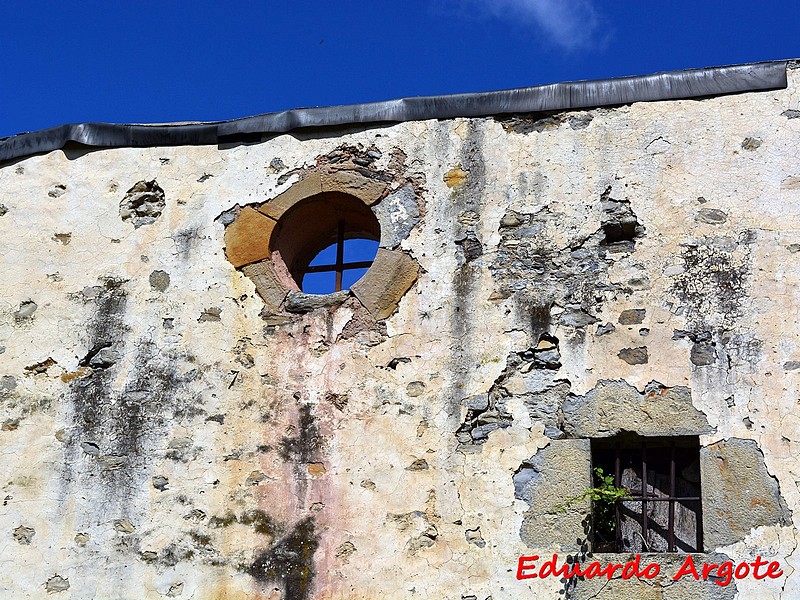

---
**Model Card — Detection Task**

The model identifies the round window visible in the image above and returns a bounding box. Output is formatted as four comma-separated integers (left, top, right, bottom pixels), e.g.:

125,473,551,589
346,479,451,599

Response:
269,191,380,295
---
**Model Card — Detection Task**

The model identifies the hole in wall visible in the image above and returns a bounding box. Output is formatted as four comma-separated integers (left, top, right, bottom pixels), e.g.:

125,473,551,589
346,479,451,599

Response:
270,192,380,295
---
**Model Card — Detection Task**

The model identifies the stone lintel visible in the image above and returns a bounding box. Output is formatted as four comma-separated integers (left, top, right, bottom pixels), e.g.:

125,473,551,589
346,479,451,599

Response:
562,380,711,438
321,170,387,205
258,172,323,220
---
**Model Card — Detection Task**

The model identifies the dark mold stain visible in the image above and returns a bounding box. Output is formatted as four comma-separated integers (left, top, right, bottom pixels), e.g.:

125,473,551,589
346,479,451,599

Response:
279,404,322,464
669,233,753,333
447,121,488,424
62,277,204,509
208,512,237,528
248,517,318,600
240,509,279,536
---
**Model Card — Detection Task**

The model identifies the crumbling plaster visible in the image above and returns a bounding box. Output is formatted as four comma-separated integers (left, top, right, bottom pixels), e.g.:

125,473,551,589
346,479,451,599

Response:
1,64,800,599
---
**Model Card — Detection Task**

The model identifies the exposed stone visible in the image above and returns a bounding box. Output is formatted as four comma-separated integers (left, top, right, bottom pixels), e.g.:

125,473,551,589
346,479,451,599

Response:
306,463,326,477
618,308,646,325
521,382,570,427
13,525,35,544
702,438,792,548
351,248,418,320
543,426,565,439
456,235,483,262
741,137,762,150
113,519,135,533
444,166,468,188
284,290,350,313
119,180,166,228
560,308,599,328
243,261,289,312
2,419,19,431
321,170,387,205
784,361,800,371
44,575,70,593
500,212,522,228
0,375,17,392
152,475,169,491
335,541,357,564
696,208,729,224
562,380,710,438
14,300,37,321
691,342,716,365
618,346,648,364
406,459,429,471
268,157,287,172
465,527,485,548
48,184,66,198
149,270,170,291
600,189,644,246
223,206,276,268
24,357,56,374
197,307,221,322
406,381,425,397
516,440,592,551
52,232,71,245
596,322,615,336
373,185,420,249
463,394,489,411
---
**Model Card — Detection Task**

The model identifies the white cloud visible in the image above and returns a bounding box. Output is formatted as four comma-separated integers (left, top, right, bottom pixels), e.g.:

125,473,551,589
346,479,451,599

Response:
471,0,603,50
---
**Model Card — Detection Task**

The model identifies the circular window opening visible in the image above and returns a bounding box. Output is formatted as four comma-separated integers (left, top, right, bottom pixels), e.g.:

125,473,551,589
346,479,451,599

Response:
269,192,380,295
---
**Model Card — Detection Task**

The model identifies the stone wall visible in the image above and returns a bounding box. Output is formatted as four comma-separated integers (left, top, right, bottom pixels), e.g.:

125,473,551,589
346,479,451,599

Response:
2,63,800,599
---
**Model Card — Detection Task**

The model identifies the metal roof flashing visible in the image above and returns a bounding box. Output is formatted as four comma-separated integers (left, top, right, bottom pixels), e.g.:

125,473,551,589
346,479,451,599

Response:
0,60,790,163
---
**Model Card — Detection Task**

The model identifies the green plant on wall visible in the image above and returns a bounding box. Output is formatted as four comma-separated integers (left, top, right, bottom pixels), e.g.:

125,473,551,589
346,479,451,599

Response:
554,467,630,546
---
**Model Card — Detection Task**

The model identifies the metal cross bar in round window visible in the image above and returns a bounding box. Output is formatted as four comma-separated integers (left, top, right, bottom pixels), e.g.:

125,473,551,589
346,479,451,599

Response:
302,221,378,293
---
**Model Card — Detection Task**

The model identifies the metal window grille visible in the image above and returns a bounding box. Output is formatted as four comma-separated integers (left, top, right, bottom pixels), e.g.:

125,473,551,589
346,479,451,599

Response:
593,436,702,553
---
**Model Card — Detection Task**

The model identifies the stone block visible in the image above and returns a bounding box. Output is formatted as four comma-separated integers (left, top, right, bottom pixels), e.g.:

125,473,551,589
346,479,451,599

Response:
516,439,592,551
351,249,418,320
258,172,323,220
224,207,276,268
321,170,387,205
372,185,420,249
284,290,350,313
241,261,288,312
562,380,711,438
701,438,792,548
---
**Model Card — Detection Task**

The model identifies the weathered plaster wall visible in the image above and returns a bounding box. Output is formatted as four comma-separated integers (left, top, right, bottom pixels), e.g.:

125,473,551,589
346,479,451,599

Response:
2,63,800,599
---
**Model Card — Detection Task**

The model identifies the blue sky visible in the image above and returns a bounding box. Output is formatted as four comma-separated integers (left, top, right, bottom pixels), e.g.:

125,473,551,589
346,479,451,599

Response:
1,1,798,139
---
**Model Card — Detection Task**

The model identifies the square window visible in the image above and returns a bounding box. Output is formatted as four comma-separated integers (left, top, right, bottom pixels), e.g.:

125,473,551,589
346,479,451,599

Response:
591,434,702,553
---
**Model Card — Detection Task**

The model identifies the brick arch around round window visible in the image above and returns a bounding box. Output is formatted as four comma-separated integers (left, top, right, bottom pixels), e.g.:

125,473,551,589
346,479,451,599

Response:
223,168,420,320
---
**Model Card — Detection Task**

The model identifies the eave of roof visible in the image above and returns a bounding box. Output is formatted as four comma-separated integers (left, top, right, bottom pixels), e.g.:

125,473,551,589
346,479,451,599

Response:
0,60,789,163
